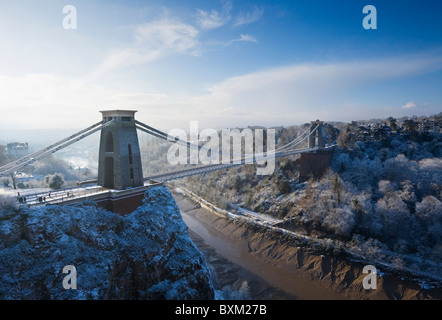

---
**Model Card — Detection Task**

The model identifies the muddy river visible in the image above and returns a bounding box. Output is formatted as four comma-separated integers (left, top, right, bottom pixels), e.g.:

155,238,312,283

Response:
175,192,344,300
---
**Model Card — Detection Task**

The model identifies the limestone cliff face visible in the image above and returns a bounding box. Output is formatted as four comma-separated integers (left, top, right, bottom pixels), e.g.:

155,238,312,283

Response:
0,186,215,300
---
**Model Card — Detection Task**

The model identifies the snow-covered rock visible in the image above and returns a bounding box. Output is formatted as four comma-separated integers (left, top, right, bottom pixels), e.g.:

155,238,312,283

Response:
0,186,215,300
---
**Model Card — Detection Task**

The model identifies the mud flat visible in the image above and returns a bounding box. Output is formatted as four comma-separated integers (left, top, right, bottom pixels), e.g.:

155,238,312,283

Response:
174,191,442,300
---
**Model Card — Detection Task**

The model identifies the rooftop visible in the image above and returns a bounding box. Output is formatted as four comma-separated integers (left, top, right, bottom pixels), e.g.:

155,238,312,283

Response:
100,110,138,118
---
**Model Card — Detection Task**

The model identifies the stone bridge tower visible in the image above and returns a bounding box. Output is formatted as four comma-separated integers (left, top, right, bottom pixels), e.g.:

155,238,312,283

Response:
299,120,333,182
98,110,144,190
309,120,325,148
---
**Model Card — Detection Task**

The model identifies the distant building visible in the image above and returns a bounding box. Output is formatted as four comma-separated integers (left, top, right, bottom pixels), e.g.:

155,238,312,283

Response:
15,172,42,183
419,119,441,134
7,142,29,160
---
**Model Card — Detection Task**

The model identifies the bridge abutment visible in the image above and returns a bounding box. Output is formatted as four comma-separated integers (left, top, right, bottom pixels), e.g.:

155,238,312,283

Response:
299,148,334,182
94,186,150,215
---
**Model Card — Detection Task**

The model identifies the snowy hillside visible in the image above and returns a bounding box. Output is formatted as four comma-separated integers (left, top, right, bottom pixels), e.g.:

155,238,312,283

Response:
0,186,215,300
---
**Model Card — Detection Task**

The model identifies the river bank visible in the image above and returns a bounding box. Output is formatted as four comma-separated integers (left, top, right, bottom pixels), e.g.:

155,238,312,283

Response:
173,188,442,300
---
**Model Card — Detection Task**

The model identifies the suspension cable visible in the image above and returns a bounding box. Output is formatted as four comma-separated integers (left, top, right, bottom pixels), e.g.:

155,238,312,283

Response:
0,120,114,177
0,121,103,173
136,120,321,162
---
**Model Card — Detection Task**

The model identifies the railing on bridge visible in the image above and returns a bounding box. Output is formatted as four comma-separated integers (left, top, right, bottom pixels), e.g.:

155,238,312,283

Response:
16,185,106,206
17,180,163,208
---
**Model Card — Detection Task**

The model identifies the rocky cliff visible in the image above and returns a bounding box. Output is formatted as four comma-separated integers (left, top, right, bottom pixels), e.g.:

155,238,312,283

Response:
0,186,215,300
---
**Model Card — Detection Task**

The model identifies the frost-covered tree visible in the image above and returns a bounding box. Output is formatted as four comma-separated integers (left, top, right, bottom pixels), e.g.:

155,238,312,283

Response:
0,147,9,166
415,196,442,246
0,195,18,211
220,281,251,300
45,174,65,190
322,206,355,239
375,188,411,243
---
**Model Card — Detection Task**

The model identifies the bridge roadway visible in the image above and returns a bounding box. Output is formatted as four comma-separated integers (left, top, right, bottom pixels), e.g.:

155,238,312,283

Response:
16,182,158,207
16,184,110,207
15,145,333,208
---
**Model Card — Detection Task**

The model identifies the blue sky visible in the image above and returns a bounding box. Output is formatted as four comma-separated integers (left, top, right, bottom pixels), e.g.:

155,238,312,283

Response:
0,0,441,131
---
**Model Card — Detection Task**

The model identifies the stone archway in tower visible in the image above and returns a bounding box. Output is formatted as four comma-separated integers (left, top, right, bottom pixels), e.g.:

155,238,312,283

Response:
104,157,114,189
105,131,114,153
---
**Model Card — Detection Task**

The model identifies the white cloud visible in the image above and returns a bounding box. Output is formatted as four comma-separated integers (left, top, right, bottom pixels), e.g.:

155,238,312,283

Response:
215,34,258,48
195,2,262,31
134,19,200,53
234,6,264,27
190,54,442,126
2,53,441,131
3,42,441,133
237,34,258,43
91,18,200,79
196,0,232,30
0,74,178,130
196,9,230,30
402,101,417,109
91,2,263,79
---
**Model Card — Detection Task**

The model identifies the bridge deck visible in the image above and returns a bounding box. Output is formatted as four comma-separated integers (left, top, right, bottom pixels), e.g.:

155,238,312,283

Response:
10,146,335,209
17,181,163,208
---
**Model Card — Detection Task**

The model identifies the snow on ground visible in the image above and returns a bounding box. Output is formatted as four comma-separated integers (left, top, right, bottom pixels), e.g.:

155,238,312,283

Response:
0,186,215,300
0,187,51,196
229,204,283,224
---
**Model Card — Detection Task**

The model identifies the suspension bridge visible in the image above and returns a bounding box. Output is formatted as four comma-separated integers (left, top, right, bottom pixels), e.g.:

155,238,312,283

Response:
0,110,334,214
